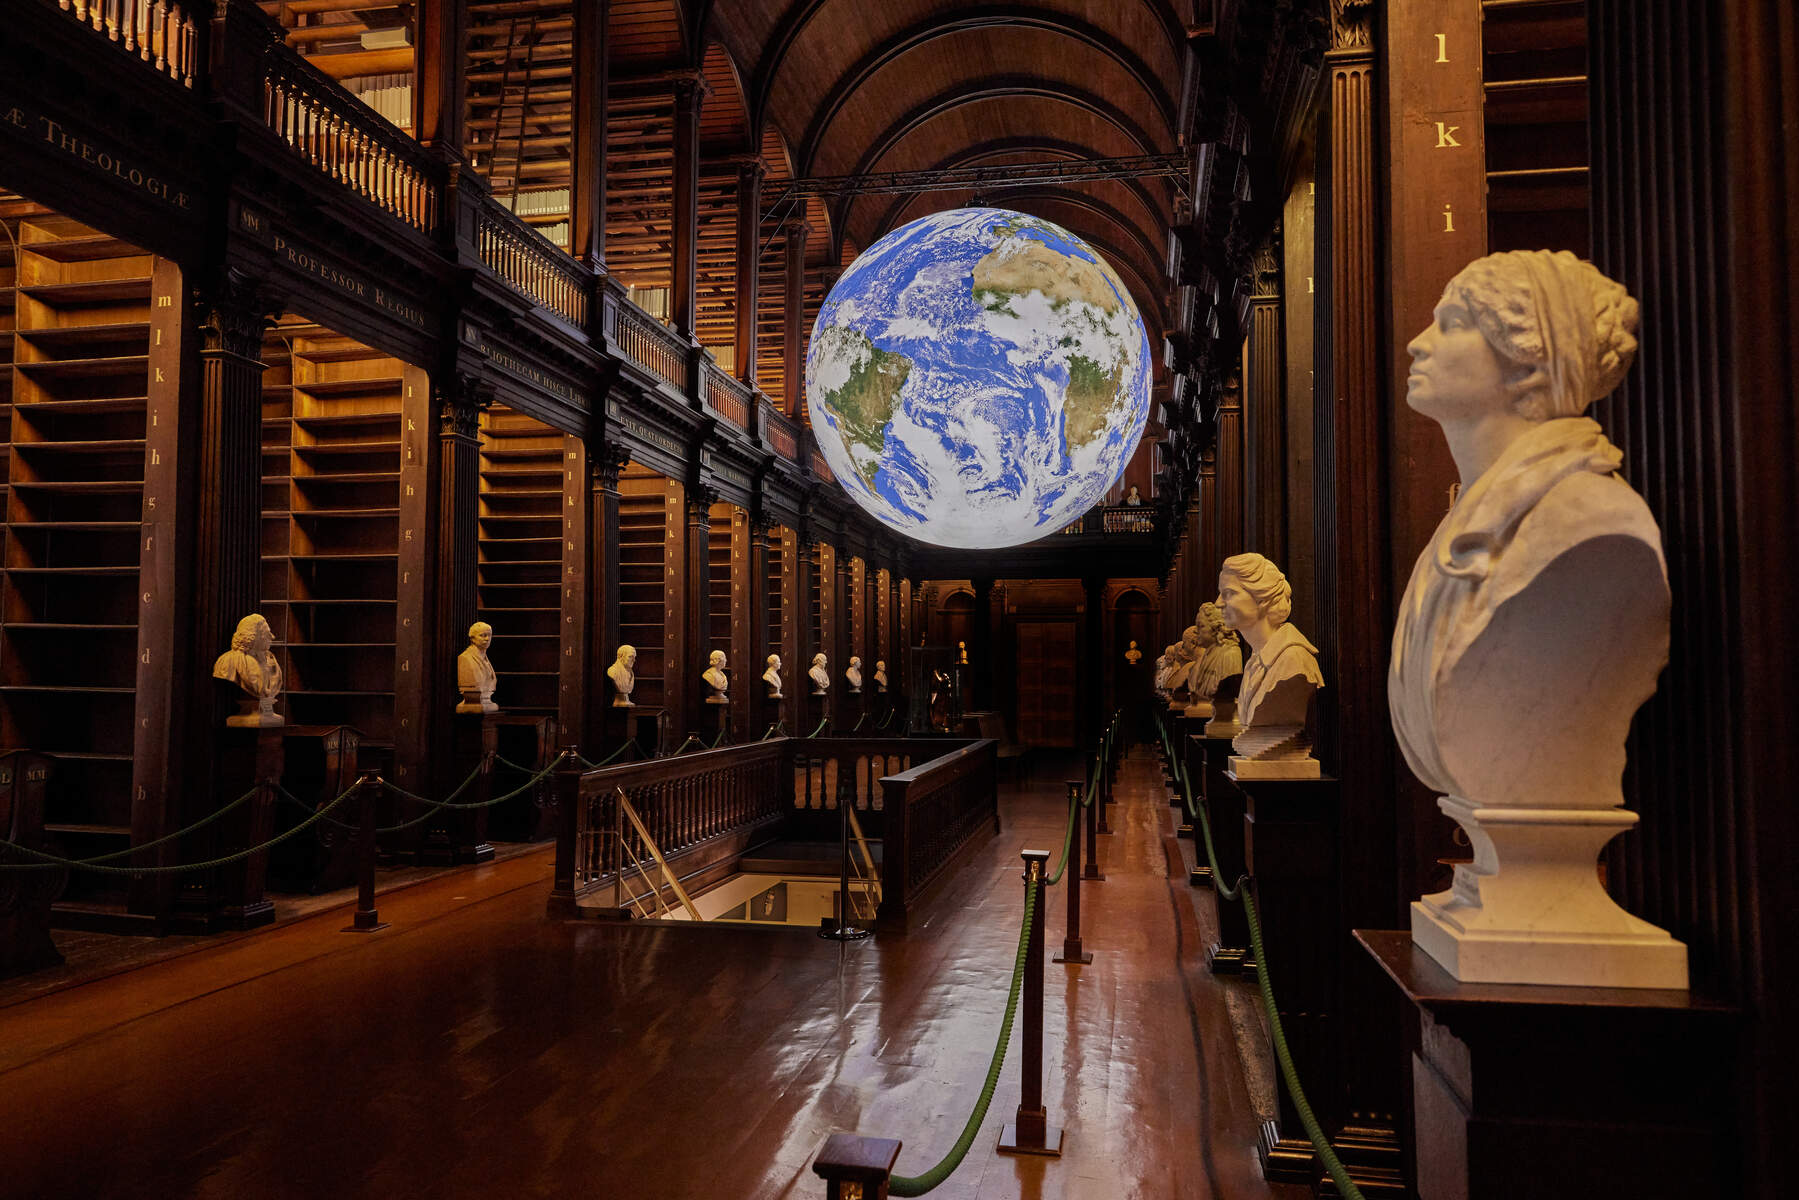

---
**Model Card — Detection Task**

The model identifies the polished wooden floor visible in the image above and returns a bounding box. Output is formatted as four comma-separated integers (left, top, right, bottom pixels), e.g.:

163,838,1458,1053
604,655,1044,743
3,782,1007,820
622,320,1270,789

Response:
0,746,1298,1200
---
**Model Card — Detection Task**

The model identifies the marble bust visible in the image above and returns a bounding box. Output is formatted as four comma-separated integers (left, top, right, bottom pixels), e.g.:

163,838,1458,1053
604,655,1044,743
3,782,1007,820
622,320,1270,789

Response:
1391,249,1684,987
1124,639,1142,666
763,654,783,699
607,644,636,707
1192,603,1245,737
212,613,283,727
957,640,968,665
874,660,888,692
1218,554,1323,778
1123,485,1143,506
845,656,863,693
808,653,831,695
702,650,729,704
456,621,498,714
1164,631,1199,709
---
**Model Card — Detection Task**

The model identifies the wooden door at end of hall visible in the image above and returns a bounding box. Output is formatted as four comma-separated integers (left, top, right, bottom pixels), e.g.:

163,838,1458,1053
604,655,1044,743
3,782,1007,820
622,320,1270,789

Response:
1015,620,1077,747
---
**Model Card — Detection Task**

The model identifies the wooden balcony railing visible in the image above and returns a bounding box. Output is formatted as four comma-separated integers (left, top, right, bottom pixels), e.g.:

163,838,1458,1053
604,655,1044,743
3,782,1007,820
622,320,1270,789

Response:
1059,504,1157,536
809,438,835,482
51,0,200,88
874,738,999,931
703,360,753,430
553,740,787,909
475,204,588,328
761,400,801,462
610,296,689,392
262,41,440,233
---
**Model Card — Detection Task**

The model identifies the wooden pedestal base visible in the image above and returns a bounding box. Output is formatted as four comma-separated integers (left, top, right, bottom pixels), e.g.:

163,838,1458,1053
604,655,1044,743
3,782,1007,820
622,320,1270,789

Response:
1358,929,1742,1200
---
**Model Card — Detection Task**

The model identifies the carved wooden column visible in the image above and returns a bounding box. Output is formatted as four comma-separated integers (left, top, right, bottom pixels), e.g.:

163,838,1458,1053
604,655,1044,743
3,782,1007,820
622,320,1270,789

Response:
434,375,488,800
1083,576,1105,745
1196,451,1217,614
413,0,467,155
1215,370,1246,563
1245,236,1286,563
390,364,436,828
192,281,273,720
747,514,772,735
734,160,764,385
783,219,810,418
1292,0,1404,1190
793,528,818,724
670,73,706,341
584,440,628,750
835,552,855,728
969,577,994,713
571,0,609,271
1283,158,1319,637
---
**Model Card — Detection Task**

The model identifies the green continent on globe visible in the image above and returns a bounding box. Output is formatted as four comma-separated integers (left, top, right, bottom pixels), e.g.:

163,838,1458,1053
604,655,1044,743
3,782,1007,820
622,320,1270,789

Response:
816,326,912,484
1063,354,1124,457
972,237,1122,315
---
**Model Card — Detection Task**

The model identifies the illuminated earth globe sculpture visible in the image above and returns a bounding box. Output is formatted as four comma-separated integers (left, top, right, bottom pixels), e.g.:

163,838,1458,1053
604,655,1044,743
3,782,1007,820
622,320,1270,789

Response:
805,207,1152,549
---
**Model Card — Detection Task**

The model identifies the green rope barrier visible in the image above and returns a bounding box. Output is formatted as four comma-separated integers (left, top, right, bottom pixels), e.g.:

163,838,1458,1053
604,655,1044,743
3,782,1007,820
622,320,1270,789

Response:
886,878,1036,1198
579,739,640,769
1167,731,1364,1199
1044,753,1101,887
0,783,262,866
761,721,787,741
671,734,706,756
372,758,487,809
374,753,570,832
711,728,727,749
1,779,362,876
805,716,829,738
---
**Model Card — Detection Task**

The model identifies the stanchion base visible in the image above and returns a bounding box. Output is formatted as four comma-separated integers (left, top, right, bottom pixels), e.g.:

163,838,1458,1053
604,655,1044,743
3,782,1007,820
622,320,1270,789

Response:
1081,868,1106,882
1189,866,1212,888
818,919,873,941
342,915,388,934
997,1122,1064,1157
1053,943,1093,965
1207,943,1255,975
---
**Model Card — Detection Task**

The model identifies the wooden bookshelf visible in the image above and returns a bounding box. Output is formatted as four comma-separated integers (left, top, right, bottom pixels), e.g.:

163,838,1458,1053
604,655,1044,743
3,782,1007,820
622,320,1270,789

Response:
707,505,733,672
616,468,667,708
0,215,165,912
766,525,785,674
264,322,428,773
476,404,562,716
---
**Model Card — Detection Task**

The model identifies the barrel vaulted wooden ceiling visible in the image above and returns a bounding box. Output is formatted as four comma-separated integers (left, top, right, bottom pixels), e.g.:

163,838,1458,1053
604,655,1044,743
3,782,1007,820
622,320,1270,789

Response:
256,1,1312,426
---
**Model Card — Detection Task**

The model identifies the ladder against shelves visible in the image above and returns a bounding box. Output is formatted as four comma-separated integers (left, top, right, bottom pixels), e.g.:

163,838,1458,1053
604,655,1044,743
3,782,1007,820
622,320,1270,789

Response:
0,211,178,923
465,0,576,251
477,403,563,717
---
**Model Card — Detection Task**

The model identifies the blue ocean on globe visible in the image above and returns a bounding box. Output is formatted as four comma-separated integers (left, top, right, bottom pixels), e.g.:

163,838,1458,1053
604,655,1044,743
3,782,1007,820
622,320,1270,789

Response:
805,207,1152,549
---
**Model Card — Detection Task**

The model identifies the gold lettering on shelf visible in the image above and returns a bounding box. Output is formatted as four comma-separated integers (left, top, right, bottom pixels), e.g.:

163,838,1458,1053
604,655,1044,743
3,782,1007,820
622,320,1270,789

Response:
1435,122,1462,149
28,116,192,207
1443,204,1457,233
154,368,165,384
1435,33,1449,62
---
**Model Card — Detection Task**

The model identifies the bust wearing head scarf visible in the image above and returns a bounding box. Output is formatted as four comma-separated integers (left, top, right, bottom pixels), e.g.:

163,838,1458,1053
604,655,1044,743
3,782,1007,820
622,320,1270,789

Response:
1391,249,1684,987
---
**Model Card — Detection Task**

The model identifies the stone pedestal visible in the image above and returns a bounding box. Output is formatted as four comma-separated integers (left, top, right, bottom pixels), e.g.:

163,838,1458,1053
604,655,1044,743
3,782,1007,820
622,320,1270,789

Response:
489,715,559,842
1358,930,1741,1200
422,714,495,866
606,703,666,759
1411,796,1688,988
271,725,362,894
706,696,730,744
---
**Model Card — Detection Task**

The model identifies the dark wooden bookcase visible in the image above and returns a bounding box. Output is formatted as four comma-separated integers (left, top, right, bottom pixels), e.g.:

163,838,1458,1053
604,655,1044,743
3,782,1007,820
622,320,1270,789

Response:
0,214,178,918
616,469,668,709
476,403,562,717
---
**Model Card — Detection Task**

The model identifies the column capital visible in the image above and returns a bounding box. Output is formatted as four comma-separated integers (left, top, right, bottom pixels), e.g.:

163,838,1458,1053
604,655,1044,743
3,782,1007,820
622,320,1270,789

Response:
438,374,492,440
589,438,630,489
671,71,711,111
688,483,720,516
197,270,279,362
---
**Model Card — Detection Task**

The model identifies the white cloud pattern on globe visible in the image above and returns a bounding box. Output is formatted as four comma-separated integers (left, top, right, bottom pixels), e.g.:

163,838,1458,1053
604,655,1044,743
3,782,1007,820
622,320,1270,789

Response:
805,207,1152,549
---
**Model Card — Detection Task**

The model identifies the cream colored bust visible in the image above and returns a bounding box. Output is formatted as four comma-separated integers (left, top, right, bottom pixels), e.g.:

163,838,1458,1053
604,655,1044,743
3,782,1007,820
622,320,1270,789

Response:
456,621,498,714
808,653,831,694
763,654,783,699
607,644,636,707
1124,639,1142,666
1180,621,1218,718
213,613,283,727
874,660,888,692
1164,631,1200,710
1219,554,1322,778
1391,249,1684,988
1188,603,1243,727
845,656,862,693
703,650,729,704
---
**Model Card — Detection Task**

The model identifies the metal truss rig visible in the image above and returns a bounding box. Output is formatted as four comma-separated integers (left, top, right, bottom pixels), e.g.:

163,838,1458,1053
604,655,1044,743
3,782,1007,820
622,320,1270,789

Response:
758,152,1191,244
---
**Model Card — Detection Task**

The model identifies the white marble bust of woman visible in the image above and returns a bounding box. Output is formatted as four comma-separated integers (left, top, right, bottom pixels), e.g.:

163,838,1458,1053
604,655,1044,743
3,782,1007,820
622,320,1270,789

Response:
763,654,783,699
607,644,636,707
1218,553,1323,774
1389,250,1685,989
213,613,283,727
1390,250,1665,811
456,621,499,713
808,653,831,695
703,650,729,702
